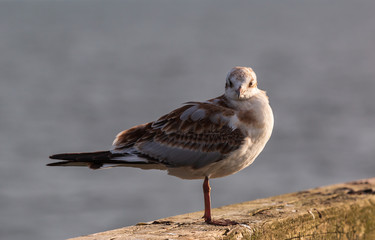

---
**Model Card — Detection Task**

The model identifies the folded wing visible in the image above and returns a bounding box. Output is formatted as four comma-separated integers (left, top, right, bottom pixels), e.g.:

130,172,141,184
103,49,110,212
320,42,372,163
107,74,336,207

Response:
113,100,245,169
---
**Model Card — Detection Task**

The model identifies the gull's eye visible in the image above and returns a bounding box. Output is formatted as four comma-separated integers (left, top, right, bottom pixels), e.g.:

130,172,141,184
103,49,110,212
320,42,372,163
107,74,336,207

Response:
228,80,233,88
249,81,254,88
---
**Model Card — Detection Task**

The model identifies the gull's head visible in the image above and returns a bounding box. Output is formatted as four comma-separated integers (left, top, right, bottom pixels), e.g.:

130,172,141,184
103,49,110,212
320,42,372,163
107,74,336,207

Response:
225,66,259,100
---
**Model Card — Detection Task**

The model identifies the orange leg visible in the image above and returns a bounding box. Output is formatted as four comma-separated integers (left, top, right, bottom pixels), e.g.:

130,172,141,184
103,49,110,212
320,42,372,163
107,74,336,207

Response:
203,176,212,222
202,177,238,226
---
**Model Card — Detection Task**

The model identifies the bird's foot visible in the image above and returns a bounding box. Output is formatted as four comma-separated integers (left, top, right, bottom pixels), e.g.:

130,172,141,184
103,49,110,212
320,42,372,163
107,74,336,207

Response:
205,218,238,226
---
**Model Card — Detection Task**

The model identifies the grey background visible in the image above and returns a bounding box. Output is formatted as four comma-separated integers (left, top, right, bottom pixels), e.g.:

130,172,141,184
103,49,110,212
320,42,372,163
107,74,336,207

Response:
1,1,375,239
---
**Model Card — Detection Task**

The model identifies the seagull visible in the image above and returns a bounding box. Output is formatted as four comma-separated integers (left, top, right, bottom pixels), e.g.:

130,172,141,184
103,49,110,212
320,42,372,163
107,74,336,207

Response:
48,66,274,226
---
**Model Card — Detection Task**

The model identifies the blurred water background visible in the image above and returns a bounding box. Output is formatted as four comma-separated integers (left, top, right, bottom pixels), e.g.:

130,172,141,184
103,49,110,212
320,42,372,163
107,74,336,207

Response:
1,1,375,239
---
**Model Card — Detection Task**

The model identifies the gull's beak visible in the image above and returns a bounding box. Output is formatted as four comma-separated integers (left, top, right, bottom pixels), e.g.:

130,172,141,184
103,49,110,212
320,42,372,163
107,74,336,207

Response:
235,87,245,98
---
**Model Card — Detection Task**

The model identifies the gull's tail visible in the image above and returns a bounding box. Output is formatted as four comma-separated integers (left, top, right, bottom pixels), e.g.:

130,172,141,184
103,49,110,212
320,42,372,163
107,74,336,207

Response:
48,151,132,169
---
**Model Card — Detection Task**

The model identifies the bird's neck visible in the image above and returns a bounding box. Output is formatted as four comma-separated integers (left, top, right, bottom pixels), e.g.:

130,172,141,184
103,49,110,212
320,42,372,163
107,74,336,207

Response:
225,90,269,111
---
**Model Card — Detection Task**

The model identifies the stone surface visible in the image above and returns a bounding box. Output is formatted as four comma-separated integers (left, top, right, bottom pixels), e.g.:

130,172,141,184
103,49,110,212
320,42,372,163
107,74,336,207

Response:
70,178,375,240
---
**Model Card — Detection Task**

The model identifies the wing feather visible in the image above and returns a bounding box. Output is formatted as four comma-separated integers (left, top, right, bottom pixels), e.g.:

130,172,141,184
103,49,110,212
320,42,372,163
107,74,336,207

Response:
112,96,245,169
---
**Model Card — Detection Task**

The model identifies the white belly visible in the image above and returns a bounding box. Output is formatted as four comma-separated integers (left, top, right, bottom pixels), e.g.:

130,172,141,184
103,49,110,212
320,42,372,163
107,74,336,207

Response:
167,135,270,180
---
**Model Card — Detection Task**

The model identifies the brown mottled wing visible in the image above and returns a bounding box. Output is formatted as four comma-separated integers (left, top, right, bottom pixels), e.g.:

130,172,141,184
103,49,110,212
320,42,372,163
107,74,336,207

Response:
113,101,245,169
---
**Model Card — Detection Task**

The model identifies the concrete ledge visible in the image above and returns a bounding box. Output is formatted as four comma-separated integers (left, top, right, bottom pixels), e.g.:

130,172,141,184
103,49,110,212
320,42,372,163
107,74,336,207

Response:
70,178,375,240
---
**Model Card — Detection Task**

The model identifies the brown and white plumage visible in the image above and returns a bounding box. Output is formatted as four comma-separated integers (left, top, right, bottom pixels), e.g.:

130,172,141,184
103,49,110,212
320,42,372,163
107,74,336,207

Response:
48,66,274,225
